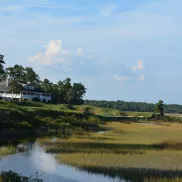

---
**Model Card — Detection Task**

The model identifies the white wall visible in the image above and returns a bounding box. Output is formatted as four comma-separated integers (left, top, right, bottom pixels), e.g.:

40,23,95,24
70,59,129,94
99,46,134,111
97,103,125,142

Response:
0,92,52,102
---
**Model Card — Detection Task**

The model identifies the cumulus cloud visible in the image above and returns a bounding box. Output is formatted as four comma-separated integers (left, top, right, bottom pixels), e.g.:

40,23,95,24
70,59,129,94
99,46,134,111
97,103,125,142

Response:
28,40,94,75
113,60,146,83
28,40,70,66
132,60,145,82
44,40,62,56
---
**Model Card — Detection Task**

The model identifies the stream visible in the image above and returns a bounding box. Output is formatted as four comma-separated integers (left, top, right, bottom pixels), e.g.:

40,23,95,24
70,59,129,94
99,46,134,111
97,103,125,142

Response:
0,140,126,182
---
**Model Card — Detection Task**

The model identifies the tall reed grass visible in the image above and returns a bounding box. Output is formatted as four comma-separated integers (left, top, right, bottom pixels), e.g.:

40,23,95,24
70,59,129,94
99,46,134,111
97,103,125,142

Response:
39,121,182,181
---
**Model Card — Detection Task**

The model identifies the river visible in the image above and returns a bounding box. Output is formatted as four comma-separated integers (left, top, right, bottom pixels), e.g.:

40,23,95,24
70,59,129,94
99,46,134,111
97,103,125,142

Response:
0,140,126,182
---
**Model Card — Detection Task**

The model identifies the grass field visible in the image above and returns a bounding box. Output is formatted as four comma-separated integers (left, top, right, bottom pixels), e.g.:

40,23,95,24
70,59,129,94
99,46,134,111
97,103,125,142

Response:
0,100,152,117
165,113,182,117
39,122,182,181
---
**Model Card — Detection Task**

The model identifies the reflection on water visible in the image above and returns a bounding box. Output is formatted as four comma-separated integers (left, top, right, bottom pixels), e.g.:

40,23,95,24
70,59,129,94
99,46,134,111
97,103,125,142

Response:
0,141,125,182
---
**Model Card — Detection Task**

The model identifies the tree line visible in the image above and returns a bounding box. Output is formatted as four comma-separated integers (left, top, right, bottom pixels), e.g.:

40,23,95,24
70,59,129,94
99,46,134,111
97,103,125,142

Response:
84,100,182,114
0,55,86,104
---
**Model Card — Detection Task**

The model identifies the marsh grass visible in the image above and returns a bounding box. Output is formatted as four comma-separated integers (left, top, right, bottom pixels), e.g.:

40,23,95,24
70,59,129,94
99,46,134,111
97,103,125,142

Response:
0,146,15,158
39,122,182,181
144,178,182,182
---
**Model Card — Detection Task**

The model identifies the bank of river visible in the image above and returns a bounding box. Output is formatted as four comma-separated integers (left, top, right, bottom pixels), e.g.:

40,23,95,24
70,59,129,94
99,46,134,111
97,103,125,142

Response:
0,139,126,182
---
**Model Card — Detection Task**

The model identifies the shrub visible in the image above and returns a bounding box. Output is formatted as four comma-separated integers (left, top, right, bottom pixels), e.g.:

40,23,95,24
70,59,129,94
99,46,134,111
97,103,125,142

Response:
19,121,32,128
87,116,101,125
0,170,43,182
32,97,41,102
66,104,75,110
83,107,93,117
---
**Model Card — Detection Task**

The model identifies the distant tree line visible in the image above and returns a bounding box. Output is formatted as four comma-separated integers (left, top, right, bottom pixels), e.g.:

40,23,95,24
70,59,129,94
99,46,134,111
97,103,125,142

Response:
0,55,86,104
84,100,182,114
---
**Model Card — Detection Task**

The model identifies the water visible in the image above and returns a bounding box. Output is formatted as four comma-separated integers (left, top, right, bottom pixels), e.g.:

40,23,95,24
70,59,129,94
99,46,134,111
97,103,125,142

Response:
0,141,126,182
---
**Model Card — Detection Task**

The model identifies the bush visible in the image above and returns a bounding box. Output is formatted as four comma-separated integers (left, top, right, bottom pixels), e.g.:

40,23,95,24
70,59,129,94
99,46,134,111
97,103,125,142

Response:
19,121,32,128
0,170,43,182
66,104,75,110
87,116,101,125
83,107,93,117
32,97,41,102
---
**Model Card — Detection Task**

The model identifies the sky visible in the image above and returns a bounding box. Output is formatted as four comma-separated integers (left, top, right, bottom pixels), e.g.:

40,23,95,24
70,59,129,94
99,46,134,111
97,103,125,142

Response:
0,0,182,104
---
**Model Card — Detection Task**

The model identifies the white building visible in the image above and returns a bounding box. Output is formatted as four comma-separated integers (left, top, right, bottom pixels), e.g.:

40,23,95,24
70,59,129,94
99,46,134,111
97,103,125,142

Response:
0,78,52,102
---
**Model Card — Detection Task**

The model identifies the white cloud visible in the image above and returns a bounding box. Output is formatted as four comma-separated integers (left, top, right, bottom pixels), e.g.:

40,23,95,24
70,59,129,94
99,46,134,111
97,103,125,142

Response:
113,60,146,83
28,40,93,74
45,40,62,56
28,40,70,66
76,47,94,65
132,60,145,82
132,60,144,72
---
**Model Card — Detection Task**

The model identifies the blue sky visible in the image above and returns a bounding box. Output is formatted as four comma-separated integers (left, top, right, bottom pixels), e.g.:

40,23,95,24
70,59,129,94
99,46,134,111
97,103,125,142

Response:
0,0,182,104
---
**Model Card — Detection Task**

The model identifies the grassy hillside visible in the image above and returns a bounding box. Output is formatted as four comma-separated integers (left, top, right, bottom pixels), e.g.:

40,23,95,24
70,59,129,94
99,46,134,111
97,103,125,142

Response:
0,101,152,117
0,101,102,143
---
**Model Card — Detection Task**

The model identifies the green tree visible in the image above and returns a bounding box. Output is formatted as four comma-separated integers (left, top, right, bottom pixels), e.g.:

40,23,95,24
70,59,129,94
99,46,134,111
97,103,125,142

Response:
41,79,53,93
38,77,86,105
0,54,5,75
73,83,86,98
72,83,86,104
24,67,40,84
57,81,65,103
154,100,164,116
62,78,72,103
6,65,25,82
63,78,72,89
66,88,77,105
